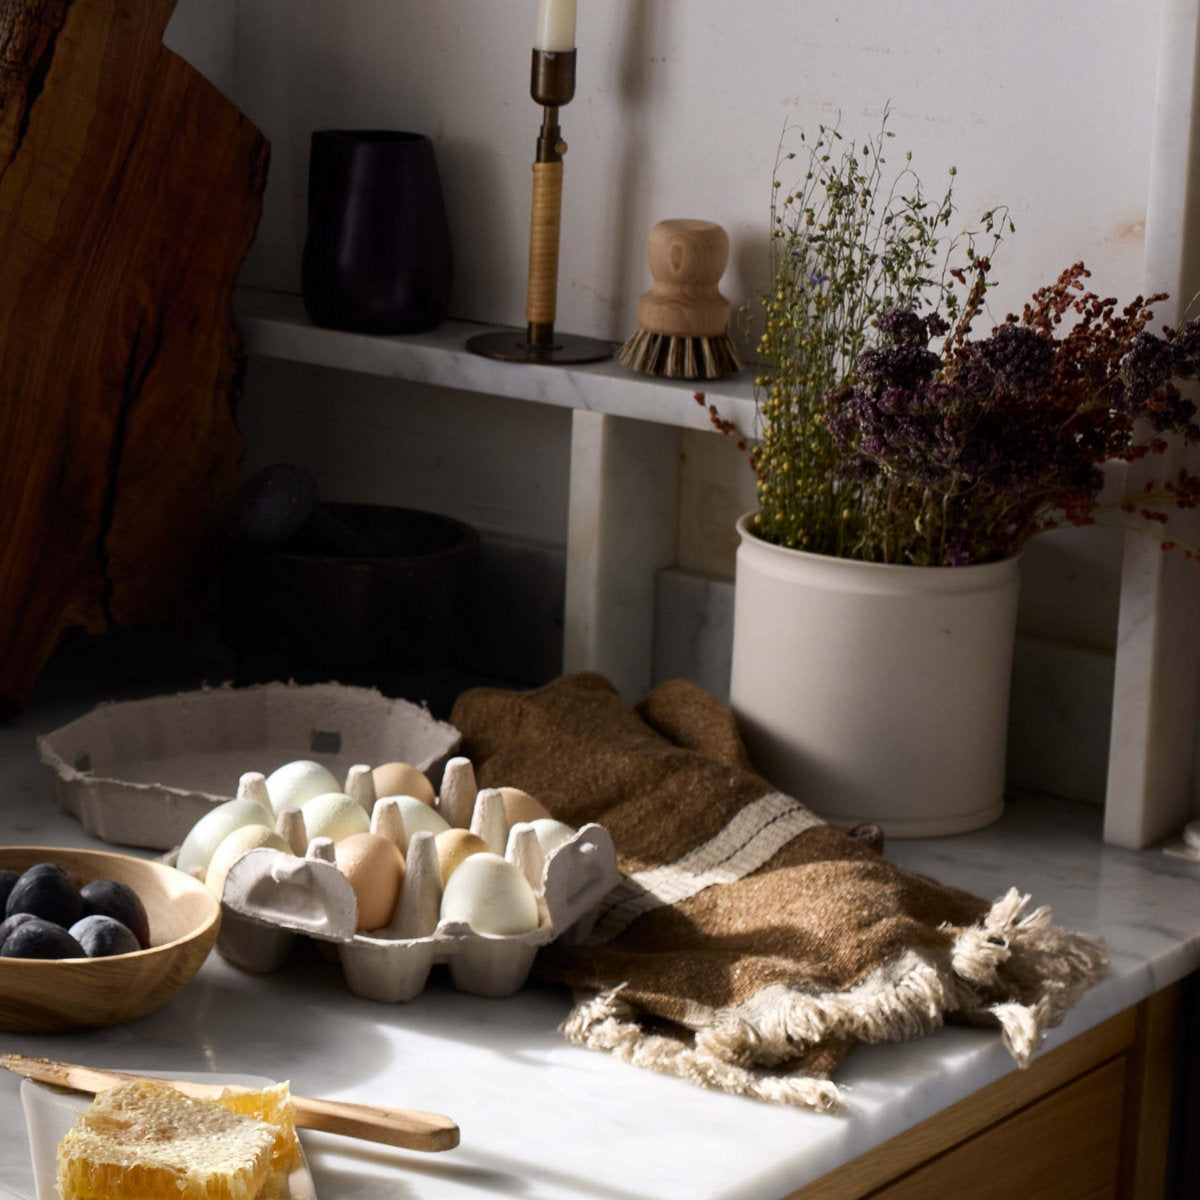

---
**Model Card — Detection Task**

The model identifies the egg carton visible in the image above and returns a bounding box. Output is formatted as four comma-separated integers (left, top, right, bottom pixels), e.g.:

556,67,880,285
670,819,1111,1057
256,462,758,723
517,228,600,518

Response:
213,759,621,1001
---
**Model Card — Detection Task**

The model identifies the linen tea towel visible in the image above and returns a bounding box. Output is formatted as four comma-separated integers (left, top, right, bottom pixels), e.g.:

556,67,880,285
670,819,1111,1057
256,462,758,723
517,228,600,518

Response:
451,672,1107,1111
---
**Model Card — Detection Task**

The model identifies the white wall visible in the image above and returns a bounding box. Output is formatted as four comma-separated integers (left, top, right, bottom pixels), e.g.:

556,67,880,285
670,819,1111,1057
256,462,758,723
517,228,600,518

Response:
165,1,1174,784
225,1,1159,337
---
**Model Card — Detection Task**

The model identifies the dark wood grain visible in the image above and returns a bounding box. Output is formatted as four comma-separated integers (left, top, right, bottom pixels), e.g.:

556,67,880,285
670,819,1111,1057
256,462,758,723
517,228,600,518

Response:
0,0,268,712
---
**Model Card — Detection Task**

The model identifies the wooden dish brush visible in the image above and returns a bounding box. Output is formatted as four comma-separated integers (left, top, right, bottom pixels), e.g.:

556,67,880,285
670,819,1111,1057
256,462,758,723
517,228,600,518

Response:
618,218,743,380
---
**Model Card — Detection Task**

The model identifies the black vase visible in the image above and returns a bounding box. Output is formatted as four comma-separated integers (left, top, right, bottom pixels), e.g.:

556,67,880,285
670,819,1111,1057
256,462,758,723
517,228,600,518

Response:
302,130,453,334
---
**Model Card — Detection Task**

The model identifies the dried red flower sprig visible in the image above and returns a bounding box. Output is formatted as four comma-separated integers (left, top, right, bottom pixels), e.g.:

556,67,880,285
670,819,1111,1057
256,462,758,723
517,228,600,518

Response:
823,263,1200,565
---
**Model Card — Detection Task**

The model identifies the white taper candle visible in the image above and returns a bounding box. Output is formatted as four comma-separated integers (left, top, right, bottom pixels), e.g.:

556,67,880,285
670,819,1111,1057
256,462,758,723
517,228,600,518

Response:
534,0,577,52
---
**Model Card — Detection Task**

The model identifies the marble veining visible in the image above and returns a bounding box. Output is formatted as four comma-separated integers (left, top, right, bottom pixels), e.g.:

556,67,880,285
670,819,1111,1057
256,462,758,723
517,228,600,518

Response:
0,698,1198,1200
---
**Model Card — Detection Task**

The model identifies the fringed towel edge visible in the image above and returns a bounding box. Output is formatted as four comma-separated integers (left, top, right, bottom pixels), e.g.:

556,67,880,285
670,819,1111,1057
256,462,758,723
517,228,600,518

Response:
559,889,1109,1112
560,985,848,1113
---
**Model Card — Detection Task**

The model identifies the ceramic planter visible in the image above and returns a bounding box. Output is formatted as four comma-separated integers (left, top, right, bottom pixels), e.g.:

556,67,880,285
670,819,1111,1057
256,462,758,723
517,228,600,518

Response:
729,514,1021,837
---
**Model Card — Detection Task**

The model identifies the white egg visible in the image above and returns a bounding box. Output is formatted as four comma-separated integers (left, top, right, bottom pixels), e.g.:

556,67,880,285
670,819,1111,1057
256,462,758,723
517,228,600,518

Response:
390,794,450,851
528,818,577,858
439,852,540,935
177,797,275,879
265,760,340,816
205,824,289,898
301,791,371,843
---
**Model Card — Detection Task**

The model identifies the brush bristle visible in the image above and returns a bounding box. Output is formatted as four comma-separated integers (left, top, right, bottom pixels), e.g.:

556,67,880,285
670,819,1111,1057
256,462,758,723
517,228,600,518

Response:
617,329,743,380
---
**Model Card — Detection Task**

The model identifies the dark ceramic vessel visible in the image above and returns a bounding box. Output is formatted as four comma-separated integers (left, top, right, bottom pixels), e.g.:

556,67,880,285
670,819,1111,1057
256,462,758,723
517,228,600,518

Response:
302,130,453,333
220,503,479,675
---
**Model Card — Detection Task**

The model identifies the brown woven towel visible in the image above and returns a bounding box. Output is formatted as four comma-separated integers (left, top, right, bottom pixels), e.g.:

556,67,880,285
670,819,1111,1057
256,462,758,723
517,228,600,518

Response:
451,672,1107,1111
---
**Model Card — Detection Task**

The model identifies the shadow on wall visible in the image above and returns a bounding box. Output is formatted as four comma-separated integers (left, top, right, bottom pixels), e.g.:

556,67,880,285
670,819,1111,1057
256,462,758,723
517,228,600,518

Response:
600,1,670,344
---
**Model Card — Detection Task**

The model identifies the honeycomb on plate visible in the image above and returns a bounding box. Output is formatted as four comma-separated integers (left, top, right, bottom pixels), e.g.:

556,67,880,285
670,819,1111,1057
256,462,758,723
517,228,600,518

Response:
56,1078,296,1200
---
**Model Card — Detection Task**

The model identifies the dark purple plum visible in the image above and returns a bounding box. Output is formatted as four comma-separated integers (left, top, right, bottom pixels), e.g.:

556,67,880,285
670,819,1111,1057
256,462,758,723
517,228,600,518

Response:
68,914,141,958
79,878,149,948
0,868,19,913
15,861,81,888
5,863,84,927
0,911,36,951
0,916,84,959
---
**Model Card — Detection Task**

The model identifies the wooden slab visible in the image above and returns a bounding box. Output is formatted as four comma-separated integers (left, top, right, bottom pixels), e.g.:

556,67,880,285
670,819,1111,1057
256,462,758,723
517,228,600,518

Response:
0,0,268,712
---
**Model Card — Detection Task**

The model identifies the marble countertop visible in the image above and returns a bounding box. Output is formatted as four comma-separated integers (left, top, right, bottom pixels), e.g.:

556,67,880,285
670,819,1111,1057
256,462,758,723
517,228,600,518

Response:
1,692,1198,1200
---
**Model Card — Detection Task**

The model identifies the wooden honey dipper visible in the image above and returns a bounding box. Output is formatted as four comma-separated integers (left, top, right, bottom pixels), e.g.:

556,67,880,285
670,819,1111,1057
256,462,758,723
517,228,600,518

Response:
618,218,743,380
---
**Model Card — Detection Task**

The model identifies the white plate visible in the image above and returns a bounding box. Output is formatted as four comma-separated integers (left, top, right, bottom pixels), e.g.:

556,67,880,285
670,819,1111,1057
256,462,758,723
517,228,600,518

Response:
20,1071,315,1200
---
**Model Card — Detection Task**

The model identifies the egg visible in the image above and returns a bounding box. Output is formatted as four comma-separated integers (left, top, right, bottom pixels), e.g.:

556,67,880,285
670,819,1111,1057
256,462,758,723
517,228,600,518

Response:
373,761,436,806
434,828,490,885
177,796,275,880
205,824,289,898
389,794,450,851
301,792,371,844
528,817,577,858
439,852,540,935
334,832,406,932
497,786,552,825
265,760,340,816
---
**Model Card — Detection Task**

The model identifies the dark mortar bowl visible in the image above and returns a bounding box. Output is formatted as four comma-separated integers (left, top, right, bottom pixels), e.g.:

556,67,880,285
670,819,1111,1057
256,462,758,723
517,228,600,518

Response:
220,504,479,672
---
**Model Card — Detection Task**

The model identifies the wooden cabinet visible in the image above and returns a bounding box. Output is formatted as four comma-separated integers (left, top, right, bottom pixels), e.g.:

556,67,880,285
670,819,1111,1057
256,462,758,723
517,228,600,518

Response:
792,986,1179,1200
870,1058,1126,1200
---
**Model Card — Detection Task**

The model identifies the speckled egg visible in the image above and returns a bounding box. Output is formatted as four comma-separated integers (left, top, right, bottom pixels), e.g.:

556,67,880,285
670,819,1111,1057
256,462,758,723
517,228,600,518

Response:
301,792,371,844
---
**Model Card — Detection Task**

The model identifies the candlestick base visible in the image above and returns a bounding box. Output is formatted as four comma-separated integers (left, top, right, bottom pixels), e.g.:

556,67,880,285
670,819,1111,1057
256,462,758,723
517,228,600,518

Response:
466,329,613,365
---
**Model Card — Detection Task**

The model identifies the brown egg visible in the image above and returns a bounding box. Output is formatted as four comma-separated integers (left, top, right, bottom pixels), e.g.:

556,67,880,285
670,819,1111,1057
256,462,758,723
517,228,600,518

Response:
373,761,436,806
334,832,405,932
434,828,490,885
497,786,552,825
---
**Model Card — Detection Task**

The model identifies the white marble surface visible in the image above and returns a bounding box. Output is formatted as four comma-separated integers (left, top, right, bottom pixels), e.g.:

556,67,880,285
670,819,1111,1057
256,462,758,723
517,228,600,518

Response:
1105,0,1200,852
235,288,759,439
564,411,682,701
1,695,1198,1200
652,568,736,704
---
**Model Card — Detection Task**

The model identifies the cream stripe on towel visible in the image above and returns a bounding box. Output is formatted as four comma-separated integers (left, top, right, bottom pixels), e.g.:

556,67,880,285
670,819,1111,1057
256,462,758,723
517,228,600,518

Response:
584,792,824,945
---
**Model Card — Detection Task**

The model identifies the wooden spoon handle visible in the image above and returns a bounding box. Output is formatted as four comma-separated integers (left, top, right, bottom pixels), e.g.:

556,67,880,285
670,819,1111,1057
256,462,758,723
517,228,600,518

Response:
0,1054,459,1153
292,1093,459,1152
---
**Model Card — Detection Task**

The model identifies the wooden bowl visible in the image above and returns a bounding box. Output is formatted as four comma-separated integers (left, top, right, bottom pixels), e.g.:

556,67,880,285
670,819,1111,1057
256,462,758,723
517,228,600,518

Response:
0,846,221,1032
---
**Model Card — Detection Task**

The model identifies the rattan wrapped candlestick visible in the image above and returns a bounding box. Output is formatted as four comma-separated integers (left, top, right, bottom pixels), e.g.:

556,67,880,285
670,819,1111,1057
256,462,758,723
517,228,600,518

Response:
467,41,611,364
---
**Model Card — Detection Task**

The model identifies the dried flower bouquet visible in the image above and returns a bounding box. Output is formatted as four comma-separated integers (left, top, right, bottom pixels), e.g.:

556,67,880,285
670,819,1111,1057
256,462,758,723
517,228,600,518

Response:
716,112,1200,568
826,267,1200,565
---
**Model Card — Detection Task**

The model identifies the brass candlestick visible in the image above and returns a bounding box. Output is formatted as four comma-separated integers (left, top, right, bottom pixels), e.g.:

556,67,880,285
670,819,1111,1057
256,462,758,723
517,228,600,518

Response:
467,49,612,364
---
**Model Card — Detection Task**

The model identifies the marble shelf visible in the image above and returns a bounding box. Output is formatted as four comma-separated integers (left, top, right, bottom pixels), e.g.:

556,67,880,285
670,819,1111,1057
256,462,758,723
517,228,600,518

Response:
235,287,758,437
235,286,755,703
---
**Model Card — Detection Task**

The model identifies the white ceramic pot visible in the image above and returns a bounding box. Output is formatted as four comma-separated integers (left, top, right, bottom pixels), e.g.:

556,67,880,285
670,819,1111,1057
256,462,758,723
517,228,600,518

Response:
729,514,1021,837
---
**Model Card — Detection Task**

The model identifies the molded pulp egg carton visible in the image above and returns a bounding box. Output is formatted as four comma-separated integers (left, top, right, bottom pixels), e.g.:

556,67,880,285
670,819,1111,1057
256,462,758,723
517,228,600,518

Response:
214,759,622,1001
37,682,461,851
